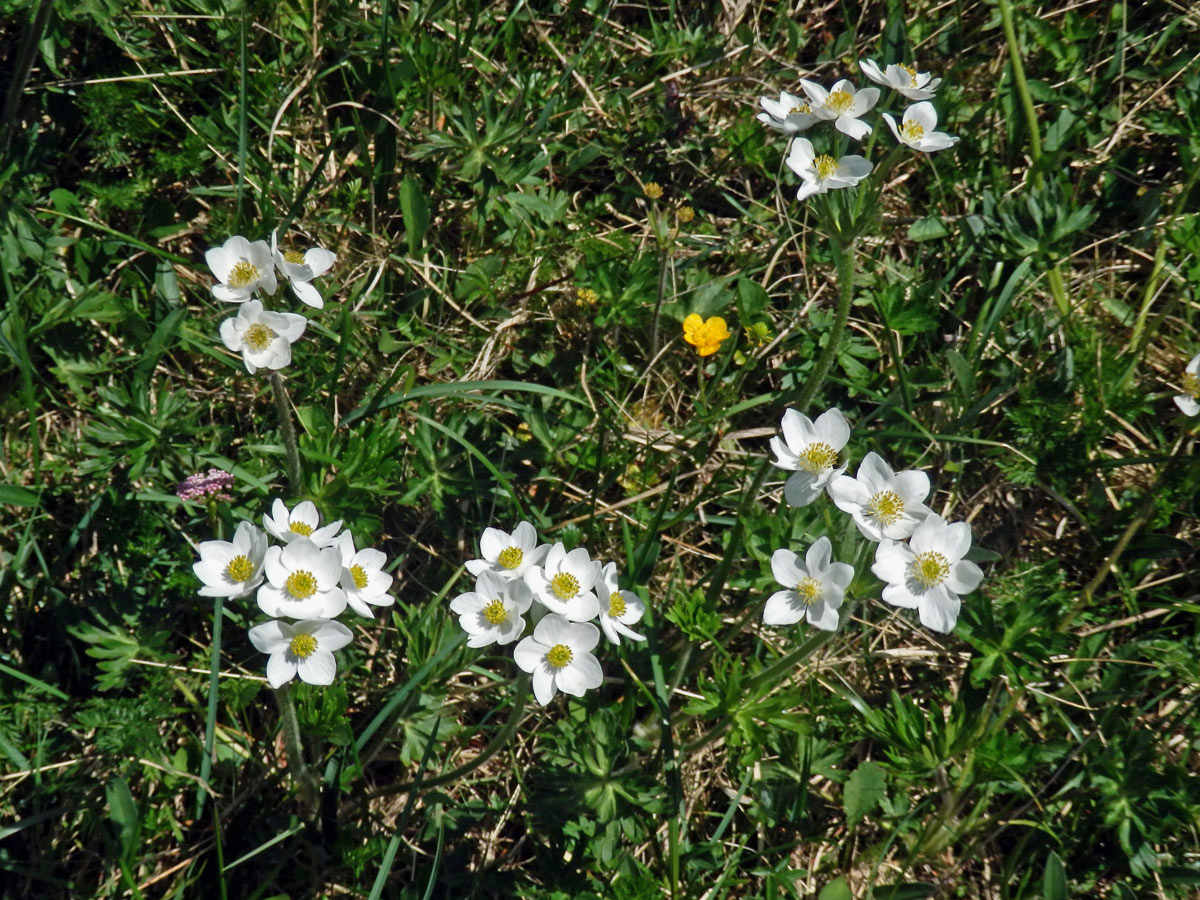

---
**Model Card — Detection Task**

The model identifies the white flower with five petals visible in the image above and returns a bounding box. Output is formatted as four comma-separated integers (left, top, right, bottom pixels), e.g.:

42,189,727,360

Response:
449,570,534,647
257,536,347,619
763,536,853,631
466,521,548,581
828,452,933,542
513,614,604,705
798,78,880,140
883,102,959,153
263,499,342,548
770,407,850,507
871,514,983,633
336,532,396,618
786,138,873,201
248,618,353,688
271,230,337,309
219,300,306,375
756,89,819,134
858,59,942,100
193,521,267,598
1174,353,1200,416
524,542,602,621
596,562,646,645
206,235,277,302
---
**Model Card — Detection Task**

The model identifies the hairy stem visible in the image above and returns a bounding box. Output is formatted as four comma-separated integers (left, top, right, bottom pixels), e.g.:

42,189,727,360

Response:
270,372,303,493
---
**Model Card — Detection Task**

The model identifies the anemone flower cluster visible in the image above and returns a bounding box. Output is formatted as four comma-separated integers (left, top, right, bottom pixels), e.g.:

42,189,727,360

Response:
192,499,394,688
767,407,984,634
449,521,648,706
757,57,958,201
206,230,337,375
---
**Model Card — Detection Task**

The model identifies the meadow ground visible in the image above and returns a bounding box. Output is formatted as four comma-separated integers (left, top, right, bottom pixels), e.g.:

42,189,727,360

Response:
1,0,1199,897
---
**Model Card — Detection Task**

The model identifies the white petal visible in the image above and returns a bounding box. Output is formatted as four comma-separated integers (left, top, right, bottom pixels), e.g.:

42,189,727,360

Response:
805,537,833,574
297,650,337,685
304,247,336,277
248,619,292,653
871,541,911,584
945,560,983,595
918,588,961,633
784,471,822,507
763,590,803,626
881,582,921,609
835,117,872,141
770,549,805,587
292,280,324,309
266,653,298,688
813,407,850,448
905,101,938,131
513,637,546,673
805,599,841,632
212,283,251,303
531,667,557,705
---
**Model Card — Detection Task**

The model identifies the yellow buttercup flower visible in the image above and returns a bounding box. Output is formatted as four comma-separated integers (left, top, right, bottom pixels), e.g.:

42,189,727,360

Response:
682,314,732,356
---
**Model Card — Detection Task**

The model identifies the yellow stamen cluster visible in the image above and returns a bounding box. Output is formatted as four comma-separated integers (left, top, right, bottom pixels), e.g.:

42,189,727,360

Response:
799,442,838,474
682,314,732,357
677,205,695,224
227,260,260,288
901,120,926,142
794,577,821,605
289,633,318,659
227,555,254,582
900,63,918,87
867,490,904,525
644,182,663,200
288,521,314,536
283,250,306,265
498,546,524,570
244,323,276,352
788,101,812,115
609,592,626,618
350,564,368,590
576,287,599,306
285,570,318,600
824,90,853,115
546,643,573,668
911,551,950,588
814,155,838,181
744,321,773,347
482,598,508,625
1183,372,1200,399
550,572,580,600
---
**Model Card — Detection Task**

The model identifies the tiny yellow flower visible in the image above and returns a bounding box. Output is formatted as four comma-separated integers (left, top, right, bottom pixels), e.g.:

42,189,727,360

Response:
644,182,663,200
744,321,774,347
677,205,695,223
683,314,732,357
576,287,599,306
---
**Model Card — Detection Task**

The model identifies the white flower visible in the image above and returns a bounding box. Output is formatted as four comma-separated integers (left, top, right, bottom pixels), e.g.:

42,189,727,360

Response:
798,78,880,140
858,58,941,101
193,520,267,598
513,614,604,705
248,618,353,688
262,499,342,547
1174,353,1200,416
219,299,307,375
763,537,853,631
883,102,959,153
258,536,347,619
466,521,548,581
596,562,646,645
449,570,534,647
271,230,337,309
756,89,819,134
786,138,873,201
524,542,602,621
336,532,395,618
871,514,983,633
206,235,277,302
828,452,933,542
770,407,850,507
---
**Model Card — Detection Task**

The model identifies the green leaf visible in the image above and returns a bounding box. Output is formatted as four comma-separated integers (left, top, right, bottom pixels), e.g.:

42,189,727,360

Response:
1043,851,1067,900
907,216,948,242
400,176,430,257
844,760,886,826
0,484,39,507
106,777,138,857
736,277,770,318
818,876,852,900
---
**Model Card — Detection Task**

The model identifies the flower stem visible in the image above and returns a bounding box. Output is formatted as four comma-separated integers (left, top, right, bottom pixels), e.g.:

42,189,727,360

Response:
270,372,303,494
194,595,224,820
274,683,318,805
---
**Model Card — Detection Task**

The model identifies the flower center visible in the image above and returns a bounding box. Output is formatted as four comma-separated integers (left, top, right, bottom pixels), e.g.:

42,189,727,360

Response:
867,490,905,525
482,598,508,625
546,643,573,668
244,323,276,352
550,572,580,600
911,551,950,589
901,120,926,142
283,250,305,265
788,101,811,115
285,569,318,600
350,564,368,590
825,90,853,115
609,592,626,618
288,521,314,536
795,577,821,605
799,442,839,474
644,182,663,200
289,633,318,659
497,546,523,570
900,63,918,87
814,154,837,181
227,554,254,582
227,260,260,288
1184,372,1200,399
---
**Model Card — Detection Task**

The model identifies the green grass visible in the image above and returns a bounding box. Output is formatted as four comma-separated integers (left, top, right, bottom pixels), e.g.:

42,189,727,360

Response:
1,0,1199,897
